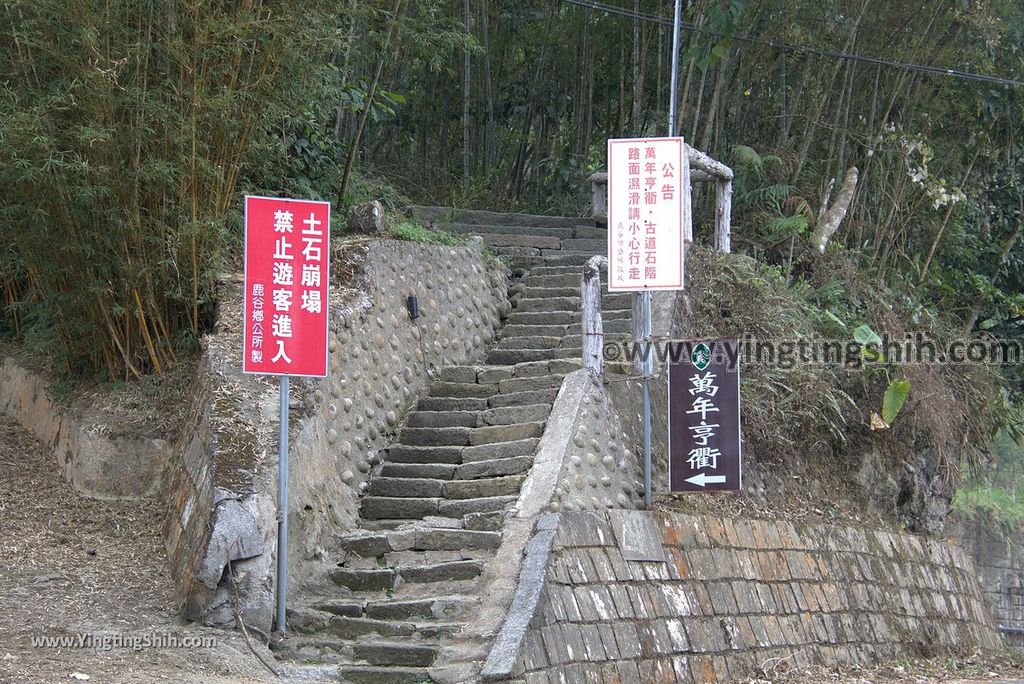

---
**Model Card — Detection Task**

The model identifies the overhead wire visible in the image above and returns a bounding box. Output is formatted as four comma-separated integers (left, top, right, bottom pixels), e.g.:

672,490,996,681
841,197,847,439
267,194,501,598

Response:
561,0,1024,88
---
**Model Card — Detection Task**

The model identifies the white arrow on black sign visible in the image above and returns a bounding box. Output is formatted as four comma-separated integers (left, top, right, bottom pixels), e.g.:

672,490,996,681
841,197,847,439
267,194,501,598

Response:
685,473,727,487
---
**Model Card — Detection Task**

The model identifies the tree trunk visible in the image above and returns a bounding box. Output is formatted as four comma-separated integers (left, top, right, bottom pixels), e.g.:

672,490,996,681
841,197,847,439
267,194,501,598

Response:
813,166,859,253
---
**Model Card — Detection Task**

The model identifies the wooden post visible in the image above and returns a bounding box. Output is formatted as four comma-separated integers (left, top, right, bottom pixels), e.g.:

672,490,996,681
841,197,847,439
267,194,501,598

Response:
715,178,732,253
589,172,608,226
681,152,693,244
581,256,607,374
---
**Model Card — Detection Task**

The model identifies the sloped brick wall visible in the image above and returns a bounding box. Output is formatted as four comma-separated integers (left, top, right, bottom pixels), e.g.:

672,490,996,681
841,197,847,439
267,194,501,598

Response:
959,519,1024,646
502,511,1000,683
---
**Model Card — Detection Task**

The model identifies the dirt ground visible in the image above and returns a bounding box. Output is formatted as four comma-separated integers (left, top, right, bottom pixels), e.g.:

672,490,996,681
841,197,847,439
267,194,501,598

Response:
0,416,277,684
753,649,1024,683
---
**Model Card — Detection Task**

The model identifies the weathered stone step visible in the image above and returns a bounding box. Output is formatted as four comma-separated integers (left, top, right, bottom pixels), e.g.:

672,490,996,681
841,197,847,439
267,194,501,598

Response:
513,295,630,313
480,403,550,425
337,664,434,684
481,233,561,250
406,411,479,428
361,496,440,520
428,381,497,398
514,358,581,376
496,335,561,350
330,567,397,592
353,641,439,668
399,559,486,583
487,388,559,408
399,427,471,447
463,510,504,531
440,222,574,240
520,286,586,298
439,365,515,385
454,455,533,480
500,323,571,338
385,445,462,464
539,249,607,259
505,310,576,325
525,273,585,287
416,396,488,412
462,437,539,462
560,238,606,251
468,421,545,445
408,205,593,229
438,495,517,517
486,348,580,365
444,475,526,500
526,264,601,276
574,225,608,239
407,527,501,550
497,375,563,393
363,595,471,621
367,477,445,498
380,462,456,480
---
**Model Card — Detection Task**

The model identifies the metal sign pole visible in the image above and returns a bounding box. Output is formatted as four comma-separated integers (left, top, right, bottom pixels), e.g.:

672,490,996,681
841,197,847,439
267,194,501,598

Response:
275,375,289,635
640,0,683,509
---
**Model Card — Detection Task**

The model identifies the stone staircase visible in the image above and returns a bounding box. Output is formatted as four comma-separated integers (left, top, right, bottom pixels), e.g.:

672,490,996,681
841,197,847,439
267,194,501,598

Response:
274,208,619,683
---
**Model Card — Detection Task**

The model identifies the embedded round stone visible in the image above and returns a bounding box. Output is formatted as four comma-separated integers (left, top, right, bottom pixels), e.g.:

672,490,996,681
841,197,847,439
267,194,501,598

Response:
341,470,354,483
341,441,352,458
343,398,353,412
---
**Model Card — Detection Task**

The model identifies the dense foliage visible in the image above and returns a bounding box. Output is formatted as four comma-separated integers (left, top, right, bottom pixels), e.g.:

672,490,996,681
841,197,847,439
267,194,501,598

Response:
0,0,341,376
2,0,1022,412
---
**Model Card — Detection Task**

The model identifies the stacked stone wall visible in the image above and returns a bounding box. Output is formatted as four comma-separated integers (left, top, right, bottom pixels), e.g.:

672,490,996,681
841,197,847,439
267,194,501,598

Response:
492,511,1000,683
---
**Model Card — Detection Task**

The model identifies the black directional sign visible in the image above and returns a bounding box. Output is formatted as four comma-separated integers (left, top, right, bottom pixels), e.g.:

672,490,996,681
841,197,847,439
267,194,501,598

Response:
668,339,742,492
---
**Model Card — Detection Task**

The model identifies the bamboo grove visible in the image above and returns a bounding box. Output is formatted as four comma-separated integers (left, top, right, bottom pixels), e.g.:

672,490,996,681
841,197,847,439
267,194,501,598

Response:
1,0,1023,378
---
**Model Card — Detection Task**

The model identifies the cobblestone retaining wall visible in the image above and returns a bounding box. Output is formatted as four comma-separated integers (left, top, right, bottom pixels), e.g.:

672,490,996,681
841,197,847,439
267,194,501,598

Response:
165,237,509,632
493,511,1000,683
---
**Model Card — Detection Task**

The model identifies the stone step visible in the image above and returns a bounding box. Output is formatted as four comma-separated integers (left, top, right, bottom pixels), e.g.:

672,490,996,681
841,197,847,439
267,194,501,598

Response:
525,273,585,287
330,567,397,592
406,411,479,428
500,323,571,338
408,527,501,551
408,205,593,229
520,286,585,299
505,311,576,325
574,225,608,239
462,437,540,462
438,495,518,517
486,348,580,365
481,233,562,250
513,296,581,313
468,421,545,445
463,510,504,531
497,375,563,394
428,381,498,398
336,665,434,684
361,496,440,520
440,222,574,240
454,455,533,480
379,462,456,480
416,396,488,412
539,249,607,260
496,335,561,350
480,404,550,425
385,445,462,464
487,388,560,408
399,427,471,447
352,641,439,668
444,475,526,500
367,477,445,498
311,601,365,618
527,264,600,276
398,558,486,583
364,595,471,621
561,238,606,251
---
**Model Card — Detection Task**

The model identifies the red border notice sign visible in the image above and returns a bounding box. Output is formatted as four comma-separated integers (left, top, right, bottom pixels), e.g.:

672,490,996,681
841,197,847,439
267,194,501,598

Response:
243,195,331,378
607,136,685,292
